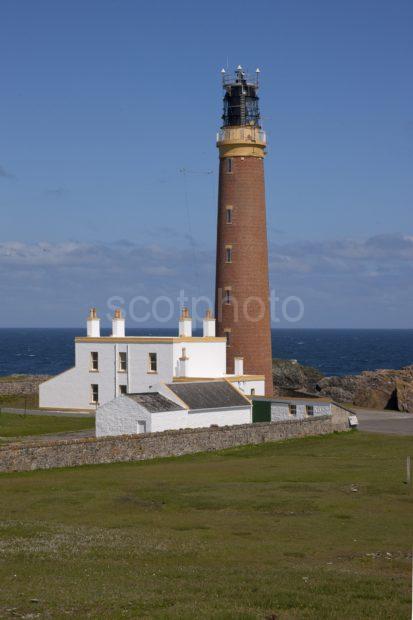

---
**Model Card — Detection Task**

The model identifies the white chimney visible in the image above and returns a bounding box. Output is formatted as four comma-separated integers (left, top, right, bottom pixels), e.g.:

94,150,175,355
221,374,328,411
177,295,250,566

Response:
179,347,189,377
87,308,100,338
179,307,192,337
112,309,125,337
203,309,216,337
234,356,244,376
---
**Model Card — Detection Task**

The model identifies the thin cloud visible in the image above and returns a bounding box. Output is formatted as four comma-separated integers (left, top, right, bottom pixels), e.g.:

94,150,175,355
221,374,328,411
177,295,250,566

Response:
0,233,412,327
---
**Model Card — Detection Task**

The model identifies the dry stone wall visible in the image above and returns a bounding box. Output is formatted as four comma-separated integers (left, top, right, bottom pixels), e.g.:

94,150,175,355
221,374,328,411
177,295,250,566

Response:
0,375,50,397
0,409,351,473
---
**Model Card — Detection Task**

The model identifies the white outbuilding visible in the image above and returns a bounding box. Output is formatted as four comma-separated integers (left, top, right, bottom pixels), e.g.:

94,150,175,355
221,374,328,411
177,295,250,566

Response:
96,379,252,437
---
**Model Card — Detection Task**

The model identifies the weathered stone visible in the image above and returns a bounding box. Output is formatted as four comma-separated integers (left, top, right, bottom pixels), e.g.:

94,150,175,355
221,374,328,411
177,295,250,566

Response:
0,407,351,473
272,359,324,395
317,365,413,412
0,375,50,397
395,379,413,413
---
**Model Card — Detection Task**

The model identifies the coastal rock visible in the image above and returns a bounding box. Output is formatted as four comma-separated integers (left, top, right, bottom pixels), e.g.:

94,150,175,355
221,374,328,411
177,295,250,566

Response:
316,365,413,412
272,358,413,412
272,358,324,396
394,379,413,413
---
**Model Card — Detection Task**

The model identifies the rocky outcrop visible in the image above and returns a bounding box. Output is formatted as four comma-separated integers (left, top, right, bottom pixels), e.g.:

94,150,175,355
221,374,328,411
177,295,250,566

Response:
394,379,413,413
316,366,413,412
272,359,413,412
272,358,324,396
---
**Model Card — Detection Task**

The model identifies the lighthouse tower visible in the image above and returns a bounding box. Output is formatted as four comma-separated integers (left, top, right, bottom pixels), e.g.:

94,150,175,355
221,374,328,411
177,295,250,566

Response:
215,66,273,396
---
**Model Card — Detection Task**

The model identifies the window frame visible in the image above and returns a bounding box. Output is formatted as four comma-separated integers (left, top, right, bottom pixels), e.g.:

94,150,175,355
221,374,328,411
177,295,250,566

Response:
118,351,127,372
91,383,99,405
225,245,232,263
148,352,158,373
289,404,297,416
90,351,99,372
306,405,314,416
226,206,233,224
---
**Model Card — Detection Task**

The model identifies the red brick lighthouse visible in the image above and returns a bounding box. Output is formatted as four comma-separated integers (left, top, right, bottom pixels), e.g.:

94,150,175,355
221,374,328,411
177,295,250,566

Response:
215,66,273,396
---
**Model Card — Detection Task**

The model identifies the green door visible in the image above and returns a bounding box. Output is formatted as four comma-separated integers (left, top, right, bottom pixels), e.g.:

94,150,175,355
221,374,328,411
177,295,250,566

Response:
252,400,271,423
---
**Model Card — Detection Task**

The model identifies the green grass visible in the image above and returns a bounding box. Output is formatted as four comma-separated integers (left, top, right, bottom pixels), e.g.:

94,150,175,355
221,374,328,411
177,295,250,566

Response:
0,412,94,439
0,432,412,619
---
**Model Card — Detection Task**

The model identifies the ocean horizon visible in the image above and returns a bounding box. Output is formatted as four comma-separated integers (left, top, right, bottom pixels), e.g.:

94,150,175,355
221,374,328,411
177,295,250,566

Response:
0,327,412,378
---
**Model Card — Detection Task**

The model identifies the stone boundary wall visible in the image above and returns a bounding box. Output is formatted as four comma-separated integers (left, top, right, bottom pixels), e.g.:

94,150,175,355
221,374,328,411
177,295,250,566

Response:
0,408,351,474
0,375,50,396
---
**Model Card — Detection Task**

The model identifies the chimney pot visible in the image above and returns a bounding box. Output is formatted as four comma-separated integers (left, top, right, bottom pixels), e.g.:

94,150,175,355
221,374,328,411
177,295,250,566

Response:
112,308,125,337
179,307,192,337
87,307,100,337
203,309,216,337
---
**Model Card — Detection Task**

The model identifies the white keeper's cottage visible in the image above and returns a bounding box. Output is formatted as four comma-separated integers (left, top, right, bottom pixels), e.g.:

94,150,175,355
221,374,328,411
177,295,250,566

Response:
39,308,265,411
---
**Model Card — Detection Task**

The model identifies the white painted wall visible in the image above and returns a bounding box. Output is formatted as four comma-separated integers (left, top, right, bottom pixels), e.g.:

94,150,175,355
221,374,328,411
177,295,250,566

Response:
271,402,331,422
172,341,226,378
231,379,265,397
39,341,175,410
96,396,153,437
127,342,174,392
150,406,251,432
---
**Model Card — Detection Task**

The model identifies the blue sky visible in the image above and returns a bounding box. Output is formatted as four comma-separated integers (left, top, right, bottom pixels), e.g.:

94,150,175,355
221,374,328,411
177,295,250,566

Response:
0,0,412,327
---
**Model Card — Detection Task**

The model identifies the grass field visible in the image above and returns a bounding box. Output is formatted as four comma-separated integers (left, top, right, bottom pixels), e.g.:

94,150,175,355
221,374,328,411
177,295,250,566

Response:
0,432,412,619
0,412,94,439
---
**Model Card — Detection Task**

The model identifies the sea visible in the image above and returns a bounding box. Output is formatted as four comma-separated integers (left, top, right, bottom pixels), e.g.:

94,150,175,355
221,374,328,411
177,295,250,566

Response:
0,328,412,378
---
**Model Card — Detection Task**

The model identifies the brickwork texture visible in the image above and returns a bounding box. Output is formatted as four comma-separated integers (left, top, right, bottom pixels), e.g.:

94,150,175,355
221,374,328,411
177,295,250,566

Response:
215,156,273,394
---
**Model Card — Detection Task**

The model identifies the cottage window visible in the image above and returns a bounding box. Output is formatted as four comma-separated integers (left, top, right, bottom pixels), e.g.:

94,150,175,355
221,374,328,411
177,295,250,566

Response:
118,351,127,372
306,405,314,416
90,351,98,371
148,352,157,373
91,384,99,404
289,404,297,416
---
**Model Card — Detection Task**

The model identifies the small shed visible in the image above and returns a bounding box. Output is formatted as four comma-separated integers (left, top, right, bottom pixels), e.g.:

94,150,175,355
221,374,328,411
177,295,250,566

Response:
96,392,184,437
96,380,252,437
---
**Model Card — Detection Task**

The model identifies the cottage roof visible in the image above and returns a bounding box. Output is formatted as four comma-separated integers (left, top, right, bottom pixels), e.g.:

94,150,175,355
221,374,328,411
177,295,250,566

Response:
127,392,184,413
165,380,250,410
